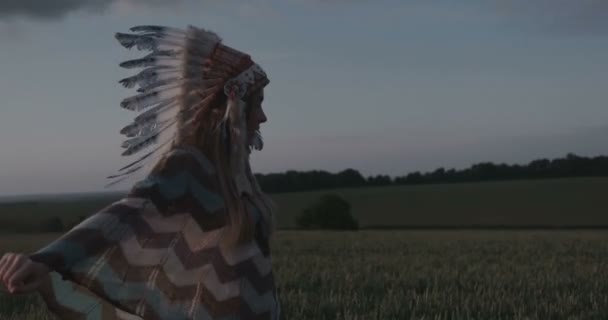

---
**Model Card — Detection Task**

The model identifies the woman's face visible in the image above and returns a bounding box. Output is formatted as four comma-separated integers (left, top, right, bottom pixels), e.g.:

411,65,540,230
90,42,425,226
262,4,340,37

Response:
246,89,268,140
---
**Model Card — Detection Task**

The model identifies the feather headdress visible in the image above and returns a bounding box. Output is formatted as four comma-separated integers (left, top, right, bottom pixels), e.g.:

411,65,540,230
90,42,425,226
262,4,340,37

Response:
108,25,270,189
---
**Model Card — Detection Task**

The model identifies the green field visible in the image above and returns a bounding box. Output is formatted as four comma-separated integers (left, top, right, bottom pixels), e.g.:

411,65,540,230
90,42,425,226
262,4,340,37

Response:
1,178,607,319
1,231,608,319
272,177,608,228
1,177,608,232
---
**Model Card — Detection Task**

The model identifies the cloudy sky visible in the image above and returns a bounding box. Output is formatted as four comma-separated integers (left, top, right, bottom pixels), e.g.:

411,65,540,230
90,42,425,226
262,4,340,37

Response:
0,0,607,196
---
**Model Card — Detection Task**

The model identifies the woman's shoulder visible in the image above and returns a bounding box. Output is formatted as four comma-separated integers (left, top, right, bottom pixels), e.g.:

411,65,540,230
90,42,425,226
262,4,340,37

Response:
128,147,224,213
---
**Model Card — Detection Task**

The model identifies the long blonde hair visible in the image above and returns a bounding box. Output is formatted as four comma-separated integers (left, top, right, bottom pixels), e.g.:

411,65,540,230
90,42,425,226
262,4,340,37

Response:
170,91,276,248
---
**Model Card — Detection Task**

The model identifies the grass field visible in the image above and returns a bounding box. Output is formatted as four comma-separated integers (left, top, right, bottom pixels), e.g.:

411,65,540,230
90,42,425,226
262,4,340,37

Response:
1,178,607,318
272,177,608,228
1,177,608,232
1,231,608,319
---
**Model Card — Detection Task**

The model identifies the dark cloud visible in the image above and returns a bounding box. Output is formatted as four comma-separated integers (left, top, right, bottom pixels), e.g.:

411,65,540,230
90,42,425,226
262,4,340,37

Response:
0,0,109,19
1,0,607,35
0,0,175,20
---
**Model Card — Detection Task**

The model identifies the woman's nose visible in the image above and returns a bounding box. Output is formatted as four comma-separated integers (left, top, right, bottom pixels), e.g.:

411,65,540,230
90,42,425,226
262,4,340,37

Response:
259,110,268,123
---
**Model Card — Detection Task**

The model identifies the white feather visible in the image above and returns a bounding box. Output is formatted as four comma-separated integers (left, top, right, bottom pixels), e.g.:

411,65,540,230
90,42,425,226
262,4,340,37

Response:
120,68,182,89
120,118,172,138
119,55,178,69
251,131,264,151
115,33,154,50
121,26,221,57
119,54,205,70
133,98,179,123
137,78,180,93
138,77,212,94
115,32,187,51
120,86,182,111
104,175,130,188
130,25,188,36
118,137,175,171
121,118,176,156
107,164,145,179
137,76,180,91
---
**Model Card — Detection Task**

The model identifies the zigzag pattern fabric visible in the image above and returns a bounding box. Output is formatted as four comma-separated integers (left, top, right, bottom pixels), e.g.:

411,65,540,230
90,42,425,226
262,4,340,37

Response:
29,148,281,319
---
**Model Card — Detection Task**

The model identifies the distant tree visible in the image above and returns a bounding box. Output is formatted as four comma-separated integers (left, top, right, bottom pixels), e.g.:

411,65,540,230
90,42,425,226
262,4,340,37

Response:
336,169,366,188
367,175,392,186
296,194,358,230
445,168,457,183
393,177,406,184
430,168,446,182
255,152,608,192
405,172,424,184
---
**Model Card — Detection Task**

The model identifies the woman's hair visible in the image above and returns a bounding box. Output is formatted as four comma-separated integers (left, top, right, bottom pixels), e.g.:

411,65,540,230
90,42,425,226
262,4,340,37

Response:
167,90,276,248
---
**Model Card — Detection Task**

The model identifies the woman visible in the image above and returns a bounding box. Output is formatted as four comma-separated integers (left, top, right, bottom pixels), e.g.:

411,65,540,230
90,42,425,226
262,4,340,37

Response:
0,25,281,319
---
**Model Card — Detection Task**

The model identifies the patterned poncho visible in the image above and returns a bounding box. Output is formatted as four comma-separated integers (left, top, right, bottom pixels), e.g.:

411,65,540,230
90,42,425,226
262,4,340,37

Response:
29,147,281,319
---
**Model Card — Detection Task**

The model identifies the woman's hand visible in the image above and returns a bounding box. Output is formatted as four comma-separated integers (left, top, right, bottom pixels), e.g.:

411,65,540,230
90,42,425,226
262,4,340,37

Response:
0,252,50,294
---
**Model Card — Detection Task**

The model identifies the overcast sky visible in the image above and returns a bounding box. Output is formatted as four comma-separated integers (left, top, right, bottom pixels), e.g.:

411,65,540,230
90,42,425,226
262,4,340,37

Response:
1,0,607,196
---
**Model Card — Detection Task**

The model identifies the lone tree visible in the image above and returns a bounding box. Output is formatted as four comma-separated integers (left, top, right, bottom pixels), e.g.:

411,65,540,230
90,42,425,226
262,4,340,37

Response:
296,194,359,230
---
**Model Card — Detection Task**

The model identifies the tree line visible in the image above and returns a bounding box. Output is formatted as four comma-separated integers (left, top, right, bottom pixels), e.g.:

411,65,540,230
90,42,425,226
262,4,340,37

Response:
254,153,608,193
